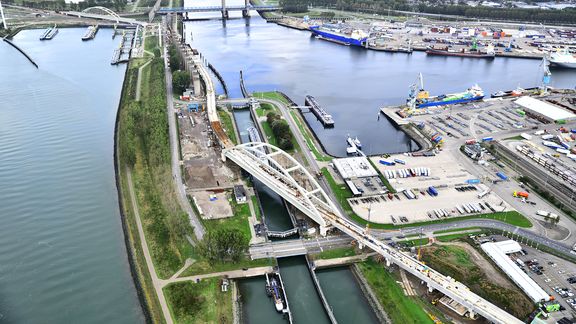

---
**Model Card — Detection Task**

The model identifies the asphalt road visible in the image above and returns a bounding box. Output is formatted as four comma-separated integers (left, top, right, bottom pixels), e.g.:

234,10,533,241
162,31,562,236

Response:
162,19,205,240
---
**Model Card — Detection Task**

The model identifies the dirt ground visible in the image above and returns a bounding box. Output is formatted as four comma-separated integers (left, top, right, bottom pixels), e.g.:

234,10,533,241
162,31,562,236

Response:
192,191,233,220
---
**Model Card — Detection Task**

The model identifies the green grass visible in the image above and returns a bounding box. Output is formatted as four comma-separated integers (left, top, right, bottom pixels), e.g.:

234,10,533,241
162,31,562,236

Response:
251,196,262,221
260,121,278,147
202,197,251,241
179,257,276,277
358,259,434,324
255,102,277,117
436,232,479,242
321,167,532,230
144,35,159,54
217,109,238,145
289,110,332,162
313,247,357,260
164,278,233,324
401,238,430,247
253,91,291,106
433,227,480,234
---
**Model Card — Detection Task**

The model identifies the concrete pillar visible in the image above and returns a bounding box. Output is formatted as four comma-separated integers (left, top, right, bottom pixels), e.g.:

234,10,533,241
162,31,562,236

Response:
221,0,228,19
467,309,475,319
319,225,328,237
385,257,391,267
427,283,434,293
242,0,249,17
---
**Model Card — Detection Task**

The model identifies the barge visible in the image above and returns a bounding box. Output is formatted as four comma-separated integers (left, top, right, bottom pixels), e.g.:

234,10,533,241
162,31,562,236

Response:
304,95,334,127
40,25,58,40
82,25,98,41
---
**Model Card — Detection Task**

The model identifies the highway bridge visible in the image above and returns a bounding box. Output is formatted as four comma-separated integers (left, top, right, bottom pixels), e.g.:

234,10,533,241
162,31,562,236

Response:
221,142,523,323
159,5,280,13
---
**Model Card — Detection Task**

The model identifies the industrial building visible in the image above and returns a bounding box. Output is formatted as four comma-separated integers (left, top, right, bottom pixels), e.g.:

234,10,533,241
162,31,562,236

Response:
233,185,247,204
332,157,378,179
515,97,576,123
481,240,550,303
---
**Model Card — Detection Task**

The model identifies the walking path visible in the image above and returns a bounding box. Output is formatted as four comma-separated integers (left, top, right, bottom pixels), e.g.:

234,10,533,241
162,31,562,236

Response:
135,59,152,101
166,266,274,284
126,169,174,324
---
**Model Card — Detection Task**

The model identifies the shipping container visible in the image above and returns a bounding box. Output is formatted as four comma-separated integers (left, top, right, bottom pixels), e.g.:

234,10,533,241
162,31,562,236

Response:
520,133,532,140
466,179,480,184
394,158,406,165
542,134,554,140
496,172,508,180
428,186,439,196
465,139,477,145
513,191,529,198
379,160,395,166
482,137,493,142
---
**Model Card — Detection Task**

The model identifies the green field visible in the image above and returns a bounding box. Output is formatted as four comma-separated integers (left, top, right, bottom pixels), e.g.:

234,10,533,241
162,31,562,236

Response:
164,279,233,324
289,110,332,162
179,257,276,277
202,198,251,240
251,196,262,221
312,247,357,260
217,109,238,145
358,259,434,324
253,91,291,105
433,227,481,234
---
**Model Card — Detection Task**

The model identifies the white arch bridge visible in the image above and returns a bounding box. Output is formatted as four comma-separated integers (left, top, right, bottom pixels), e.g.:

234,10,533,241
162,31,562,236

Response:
223,142,523,324
61,7,142,25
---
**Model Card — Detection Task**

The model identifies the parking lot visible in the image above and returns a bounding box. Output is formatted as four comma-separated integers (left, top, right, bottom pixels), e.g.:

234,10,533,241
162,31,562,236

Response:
513,245,576,320
349,183,510,224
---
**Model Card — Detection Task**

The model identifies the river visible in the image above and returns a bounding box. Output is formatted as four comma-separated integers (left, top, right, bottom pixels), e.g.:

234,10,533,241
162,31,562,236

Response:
0,28,143,323
184,15,575,156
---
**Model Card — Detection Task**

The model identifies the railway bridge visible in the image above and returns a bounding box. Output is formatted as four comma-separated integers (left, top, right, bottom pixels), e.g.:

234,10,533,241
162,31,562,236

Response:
159,4,279,19
221,142,523,324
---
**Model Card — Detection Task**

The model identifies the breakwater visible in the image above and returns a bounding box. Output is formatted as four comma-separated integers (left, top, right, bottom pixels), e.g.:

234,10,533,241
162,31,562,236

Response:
3,38,38,68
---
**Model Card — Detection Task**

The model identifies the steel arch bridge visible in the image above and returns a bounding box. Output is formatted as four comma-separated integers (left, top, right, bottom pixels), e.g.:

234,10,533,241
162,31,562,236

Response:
82,6,121,23
223,142,339,235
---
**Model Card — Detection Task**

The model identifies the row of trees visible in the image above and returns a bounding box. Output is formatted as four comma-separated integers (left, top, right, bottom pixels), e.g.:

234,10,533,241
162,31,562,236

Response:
266,112,294,151
198,228,249,262
279,0,576,25
3,0,127,13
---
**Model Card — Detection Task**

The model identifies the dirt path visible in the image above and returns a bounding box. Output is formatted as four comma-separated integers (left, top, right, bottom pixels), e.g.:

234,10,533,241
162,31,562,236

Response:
127,168,174,324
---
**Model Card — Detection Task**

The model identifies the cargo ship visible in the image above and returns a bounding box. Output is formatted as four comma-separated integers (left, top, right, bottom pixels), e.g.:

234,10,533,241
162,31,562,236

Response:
549,48,576,69
408,73,484,108
426,42,495,59
309,24,368,47
40,25,58,40
304,95,334,127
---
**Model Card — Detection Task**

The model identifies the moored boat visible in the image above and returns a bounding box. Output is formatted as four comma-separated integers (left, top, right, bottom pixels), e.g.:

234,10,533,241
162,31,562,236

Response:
309,24,367,47
549,48,576,69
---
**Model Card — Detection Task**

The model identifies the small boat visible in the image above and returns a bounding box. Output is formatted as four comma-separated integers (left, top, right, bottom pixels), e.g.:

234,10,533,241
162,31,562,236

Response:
265,273,286,313
354,136,362,149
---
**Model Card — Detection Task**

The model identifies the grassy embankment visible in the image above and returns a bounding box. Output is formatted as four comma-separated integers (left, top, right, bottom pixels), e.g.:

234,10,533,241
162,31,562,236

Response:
321,167,532,229
358,259,436,324
164,279,233,324
217,108,238,145
421,244,535,318
311,247,357,260
254,91,332,161
251,196,262,221
116,39,184,323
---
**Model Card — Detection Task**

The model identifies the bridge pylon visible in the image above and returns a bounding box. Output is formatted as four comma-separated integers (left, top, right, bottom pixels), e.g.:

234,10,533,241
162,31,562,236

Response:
242,0,250,17
221,0,229,19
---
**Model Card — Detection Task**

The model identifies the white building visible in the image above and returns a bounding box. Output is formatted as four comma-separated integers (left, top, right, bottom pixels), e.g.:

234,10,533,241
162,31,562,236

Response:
481,240,550,303
515,96,576,123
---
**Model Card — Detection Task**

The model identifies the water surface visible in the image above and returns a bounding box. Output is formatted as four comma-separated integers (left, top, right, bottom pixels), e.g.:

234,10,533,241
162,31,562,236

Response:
0,28,143,323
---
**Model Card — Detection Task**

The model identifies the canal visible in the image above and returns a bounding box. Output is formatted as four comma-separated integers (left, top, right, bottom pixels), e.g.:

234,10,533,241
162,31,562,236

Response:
316,267,380,324
0,29,143,323
184,15,575,157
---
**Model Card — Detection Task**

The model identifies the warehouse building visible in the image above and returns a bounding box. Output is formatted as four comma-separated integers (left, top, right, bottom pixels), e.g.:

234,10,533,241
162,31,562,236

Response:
515,97,576,123
481,240,550,303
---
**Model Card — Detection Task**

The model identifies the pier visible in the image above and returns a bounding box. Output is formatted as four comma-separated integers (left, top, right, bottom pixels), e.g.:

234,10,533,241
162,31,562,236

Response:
2,38,38,68
304,95,334,128
239,70,249,98
111,29,135,65
207,62,228,97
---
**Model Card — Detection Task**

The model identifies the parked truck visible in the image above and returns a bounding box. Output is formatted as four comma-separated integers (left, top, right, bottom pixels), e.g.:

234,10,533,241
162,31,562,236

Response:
536,210,559,221
513,191,529,198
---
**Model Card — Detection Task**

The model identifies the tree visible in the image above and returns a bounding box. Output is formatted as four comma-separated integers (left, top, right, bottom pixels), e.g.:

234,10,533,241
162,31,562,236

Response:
198,228,249,263
172,70,190,94
168,44,181,72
